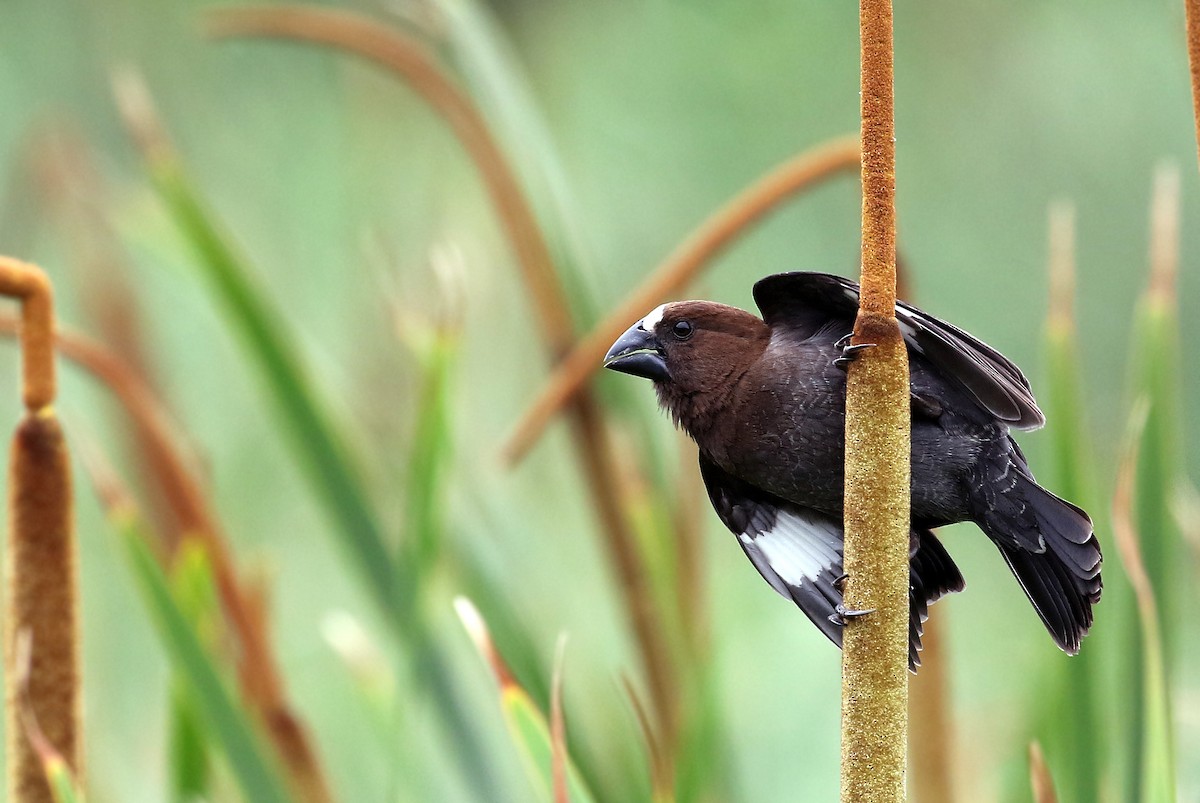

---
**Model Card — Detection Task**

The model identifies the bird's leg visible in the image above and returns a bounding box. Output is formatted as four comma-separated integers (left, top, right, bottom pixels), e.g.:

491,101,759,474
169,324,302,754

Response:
833,334,876,370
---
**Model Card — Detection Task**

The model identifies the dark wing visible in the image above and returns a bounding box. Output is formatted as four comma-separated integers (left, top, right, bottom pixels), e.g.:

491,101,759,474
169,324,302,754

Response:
699,454,964,668
751,271,1045,430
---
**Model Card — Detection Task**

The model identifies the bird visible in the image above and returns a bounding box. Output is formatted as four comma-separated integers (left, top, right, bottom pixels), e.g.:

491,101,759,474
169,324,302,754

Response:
603,271,1101,667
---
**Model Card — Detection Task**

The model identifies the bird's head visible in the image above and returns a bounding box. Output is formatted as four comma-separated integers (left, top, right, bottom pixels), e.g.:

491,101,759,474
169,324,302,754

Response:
603,301,769,396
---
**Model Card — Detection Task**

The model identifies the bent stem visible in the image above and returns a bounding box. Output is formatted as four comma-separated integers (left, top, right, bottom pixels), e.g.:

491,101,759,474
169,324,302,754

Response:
502,135,861,463
0,256,80,803
840,0,909,801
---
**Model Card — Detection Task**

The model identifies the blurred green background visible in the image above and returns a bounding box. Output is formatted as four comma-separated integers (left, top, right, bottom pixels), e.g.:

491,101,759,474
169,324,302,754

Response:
1,0,1197,800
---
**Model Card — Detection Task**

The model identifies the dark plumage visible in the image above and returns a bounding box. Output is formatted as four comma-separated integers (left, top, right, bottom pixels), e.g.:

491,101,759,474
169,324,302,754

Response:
603,271,1101,667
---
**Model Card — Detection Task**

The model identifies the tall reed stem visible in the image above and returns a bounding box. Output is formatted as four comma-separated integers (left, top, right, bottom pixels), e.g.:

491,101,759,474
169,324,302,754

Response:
839,0,910,799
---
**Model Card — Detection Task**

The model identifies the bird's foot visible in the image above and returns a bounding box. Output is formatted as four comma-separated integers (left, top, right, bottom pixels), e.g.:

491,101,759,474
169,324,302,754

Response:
832,572,849,593
833,336,876,371
829,602,875,626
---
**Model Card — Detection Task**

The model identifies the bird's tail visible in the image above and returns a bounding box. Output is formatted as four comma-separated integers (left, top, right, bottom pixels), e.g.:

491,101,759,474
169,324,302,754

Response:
973,439,1102,654
909,530,966,669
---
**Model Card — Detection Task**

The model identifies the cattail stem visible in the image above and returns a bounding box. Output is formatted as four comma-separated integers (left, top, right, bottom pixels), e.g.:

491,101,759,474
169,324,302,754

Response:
1185,0,1200,171
0,257,79,803
840,0,909,800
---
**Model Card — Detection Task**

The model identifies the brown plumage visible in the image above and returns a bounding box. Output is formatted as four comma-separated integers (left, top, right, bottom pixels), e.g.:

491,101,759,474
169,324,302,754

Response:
604,272,1101,666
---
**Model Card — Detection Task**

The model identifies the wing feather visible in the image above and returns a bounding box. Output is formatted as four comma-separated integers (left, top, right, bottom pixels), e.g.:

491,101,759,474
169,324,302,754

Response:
752,271,1045,429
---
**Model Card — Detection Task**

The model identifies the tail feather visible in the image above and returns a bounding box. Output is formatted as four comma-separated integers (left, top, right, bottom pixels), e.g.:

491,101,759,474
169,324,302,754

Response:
975,442,1102,654
908,530,965,669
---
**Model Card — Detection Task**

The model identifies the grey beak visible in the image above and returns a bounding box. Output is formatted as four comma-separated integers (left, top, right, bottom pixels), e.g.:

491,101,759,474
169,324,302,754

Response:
603,321,669,382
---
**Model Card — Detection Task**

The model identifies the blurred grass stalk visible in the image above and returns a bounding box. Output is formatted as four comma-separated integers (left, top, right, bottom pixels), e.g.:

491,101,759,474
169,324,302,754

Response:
0,256,81,803
1119,165,1185,800
1113,403,1176,802
1035,202,1102,802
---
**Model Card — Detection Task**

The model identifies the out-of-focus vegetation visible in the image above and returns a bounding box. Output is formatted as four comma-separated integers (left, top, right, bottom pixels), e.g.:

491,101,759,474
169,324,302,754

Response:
0,1,1197,801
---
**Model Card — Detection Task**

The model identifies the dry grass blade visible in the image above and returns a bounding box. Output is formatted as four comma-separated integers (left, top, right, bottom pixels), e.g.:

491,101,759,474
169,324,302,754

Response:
672,435,707,660
501,135,861,464
619,675,671,803
0,318,334,803
1186,0,1200,170
1028,742,1059,803
204,5,571,346
550,634,569,803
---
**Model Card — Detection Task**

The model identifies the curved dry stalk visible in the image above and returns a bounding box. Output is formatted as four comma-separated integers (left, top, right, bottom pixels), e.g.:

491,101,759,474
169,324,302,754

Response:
839,0,909,800
203,5,680,748
907,616,954,803
501,135,860,464
0,317,334,803
205,5,572,348
1186,0,1200,170
1028,742,1059,803
0,257,79,803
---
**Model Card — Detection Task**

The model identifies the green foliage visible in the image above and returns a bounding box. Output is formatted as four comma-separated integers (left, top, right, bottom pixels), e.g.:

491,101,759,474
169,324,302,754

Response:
113,509,295,803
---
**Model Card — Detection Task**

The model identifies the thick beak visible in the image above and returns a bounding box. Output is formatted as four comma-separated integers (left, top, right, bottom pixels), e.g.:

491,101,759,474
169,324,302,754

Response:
603,322,669,382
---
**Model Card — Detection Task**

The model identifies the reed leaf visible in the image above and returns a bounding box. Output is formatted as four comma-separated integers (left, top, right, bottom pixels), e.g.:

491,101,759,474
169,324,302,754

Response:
112,507,294,803
1035,201,1102,802
136,145,398,618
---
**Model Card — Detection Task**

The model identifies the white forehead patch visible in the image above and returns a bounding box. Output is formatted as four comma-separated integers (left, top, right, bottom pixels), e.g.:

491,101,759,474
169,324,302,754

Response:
639,303,668,331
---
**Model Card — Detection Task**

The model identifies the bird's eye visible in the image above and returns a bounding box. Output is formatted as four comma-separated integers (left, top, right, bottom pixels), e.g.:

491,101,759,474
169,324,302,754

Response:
671,320,694,340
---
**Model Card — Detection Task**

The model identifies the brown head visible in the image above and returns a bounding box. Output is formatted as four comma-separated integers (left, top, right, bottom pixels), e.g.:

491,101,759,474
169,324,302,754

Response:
603,300,769,432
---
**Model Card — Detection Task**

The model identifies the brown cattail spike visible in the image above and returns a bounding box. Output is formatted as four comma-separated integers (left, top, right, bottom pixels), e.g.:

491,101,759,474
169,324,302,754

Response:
6,410,80,803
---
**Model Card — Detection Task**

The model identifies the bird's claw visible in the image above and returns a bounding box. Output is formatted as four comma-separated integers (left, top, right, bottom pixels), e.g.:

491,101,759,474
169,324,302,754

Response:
829,602,875,626
833,342,876,371
832,572,849,593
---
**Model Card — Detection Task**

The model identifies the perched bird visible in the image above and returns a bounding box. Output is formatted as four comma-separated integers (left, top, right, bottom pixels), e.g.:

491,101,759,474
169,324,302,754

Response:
603,272,1101,666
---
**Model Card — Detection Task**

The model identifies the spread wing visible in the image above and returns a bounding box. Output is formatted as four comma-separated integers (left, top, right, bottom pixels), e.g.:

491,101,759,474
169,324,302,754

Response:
698,455,963,668
751,271,1045,430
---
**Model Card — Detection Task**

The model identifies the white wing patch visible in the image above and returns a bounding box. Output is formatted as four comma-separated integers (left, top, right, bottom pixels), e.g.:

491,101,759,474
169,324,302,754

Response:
747,508,842,592
639,303,668,331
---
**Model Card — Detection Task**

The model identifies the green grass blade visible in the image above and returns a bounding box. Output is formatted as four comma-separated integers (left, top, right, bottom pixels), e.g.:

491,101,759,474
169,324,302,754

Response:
1036,211,1103,802
145,154,399,618
167,541,220,801
402,321,459,575
113,510,294,803
455,597,599,803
